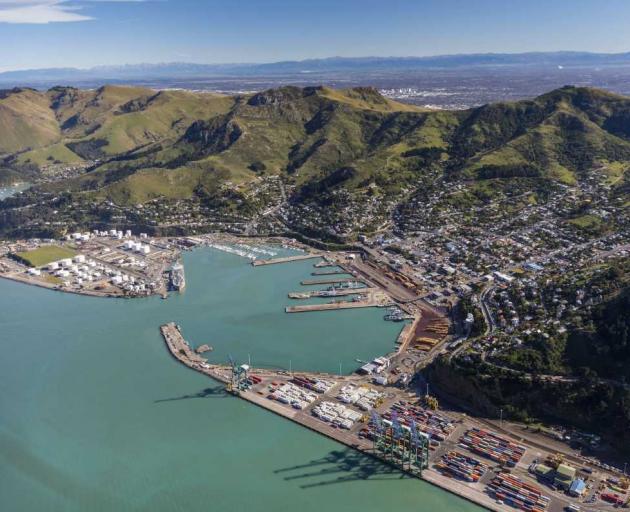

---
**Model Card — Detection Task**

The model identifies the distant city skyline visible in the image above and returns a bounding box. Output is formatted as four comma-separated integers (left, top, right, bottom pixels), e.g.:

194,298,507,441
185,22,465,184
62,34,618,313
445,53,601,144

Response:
1,0,630,72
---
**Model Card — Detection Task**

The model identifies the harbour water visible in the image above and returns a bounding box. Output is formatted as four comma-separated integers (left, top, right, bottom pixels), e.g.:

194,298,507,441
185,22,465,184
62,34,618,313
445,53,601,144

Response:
0,182,30,200
0,247,482,512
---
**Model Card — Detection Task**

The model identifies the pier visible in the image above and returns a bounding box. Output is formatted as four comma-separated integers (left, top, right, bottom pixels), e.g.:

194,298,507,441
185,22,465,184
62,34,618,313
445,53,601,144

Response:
251,254,322,266
285,300,379,313
160,323,230,384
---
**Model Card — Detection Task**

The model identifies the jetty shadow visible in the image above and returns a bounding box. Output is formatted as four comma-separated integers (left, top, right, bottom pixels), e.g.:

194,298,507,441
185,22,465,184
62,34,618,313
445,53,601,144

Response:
274,448,411,489
154,385,228,403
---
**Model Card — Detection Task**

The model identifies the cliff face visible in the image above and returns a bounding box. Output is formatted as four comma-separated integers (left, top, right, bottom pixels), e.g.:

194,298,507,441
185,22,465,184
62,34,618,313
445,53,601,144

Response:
182,116,243,156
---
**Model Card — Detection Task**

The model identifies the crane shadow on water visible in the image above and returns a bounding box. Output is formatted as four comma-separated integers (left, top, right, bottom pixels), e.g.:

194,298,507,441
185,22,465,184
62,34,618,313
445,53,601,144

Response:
274,447,411,489
154,385,228,403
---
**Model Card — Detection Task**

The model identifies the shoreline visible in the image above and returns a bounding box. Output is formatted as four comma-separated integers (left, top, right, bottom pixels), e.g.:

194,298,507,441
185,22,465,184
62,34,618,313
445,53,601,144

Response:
0,272,132,299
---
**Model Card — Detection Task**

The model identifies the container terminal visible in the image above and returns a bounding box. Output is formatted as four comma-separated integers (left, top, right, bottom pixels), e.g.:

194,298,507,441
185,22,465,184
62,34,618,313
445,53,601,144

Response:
160,321,628,512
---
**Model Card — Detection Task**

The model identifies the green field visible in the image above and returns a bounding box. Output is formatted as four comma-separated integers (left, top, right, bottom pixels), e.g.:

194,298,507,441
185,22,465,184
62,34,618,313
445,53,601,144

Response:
13,245,77,267
568,214,604,231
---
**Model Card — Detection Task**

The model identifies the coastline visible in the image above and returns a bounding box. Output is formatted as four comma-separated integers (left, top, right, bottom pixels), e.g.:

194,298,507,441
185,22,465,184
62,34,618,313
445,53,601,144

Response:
0,272,128,299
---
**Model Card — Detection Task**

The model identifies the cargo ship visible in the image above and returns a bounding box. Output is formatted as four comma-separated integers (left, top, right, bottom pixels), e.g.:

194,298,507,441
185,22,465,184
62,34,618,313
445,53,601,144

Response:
170,262,186,292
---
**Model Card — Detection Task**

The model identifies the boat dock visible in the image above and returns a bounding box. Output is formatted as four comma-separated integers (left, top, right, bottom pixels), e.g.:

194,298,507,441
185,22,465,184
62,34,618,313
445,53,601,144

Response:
288,287,376,299
251,254,322,266
285,300,379,313
301,277,366,286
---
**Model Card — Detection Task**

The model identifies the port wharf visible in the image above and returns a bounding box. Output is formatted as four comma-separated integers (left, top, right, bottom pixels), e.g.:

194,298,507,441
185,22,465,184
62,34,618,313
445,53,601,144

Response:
251,253,323,266
285,301,382,313
159,322,545,512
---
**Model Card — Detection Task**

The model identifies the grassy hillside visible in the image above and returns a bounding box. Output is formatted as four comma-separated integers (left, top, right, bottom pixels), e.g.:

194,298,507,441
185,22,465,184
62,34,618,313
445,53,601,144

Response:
0,88,60,153
0,85,235,167
1,84,630,228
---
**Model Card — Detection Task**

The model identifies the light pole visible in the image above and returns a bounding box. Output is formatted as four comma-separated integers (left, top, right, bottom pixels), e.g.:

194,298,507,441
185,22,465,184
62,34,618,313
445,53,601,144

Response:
500,408,503,428
339,361,342,377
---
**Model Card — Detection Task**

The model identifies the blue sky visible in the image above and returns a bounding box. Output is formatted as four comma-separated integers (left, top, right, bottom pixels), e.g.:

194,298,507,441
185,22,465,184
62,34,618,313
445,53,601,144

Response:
1,0,630,71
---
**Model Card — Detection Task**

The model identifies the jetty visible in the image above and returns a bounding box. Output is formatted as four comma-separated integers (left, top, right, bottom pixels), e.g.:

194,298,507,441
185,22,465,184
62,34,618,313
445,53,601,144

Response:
160,323,230,384
251,254,321,266
285,300,379,313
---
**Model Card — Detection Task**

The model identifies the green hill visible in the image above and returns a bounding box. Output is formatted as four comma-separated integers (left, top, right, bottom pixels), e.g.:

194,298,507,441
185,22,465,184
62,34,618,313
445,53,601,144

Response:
0,84,629,236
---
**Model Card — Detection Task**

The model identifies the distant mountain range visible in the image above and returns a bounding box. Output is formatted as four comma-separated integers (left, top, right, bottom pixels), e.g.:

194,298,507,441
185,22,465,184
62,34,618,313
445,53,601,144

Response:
3,52,630,85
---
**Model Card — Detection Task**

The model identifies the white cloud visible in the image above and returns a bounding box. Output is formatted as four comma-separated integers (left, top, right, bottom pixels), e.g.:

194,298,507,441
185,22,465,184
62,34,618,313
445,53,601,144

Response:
0,1,146,24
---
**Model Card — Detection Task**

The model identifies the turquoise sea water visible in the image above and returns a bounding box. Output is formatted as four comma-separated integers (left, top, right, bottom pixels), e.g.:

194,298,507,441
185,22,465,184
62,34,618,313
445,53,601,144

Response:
0,248,482,512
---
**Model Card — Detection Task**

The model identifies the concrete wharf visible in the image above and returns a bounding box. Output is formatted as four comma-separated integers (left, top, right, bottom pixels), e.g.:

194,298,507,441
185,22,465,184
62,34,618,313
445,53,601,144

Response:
285,300,379,313
251,254,322,266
